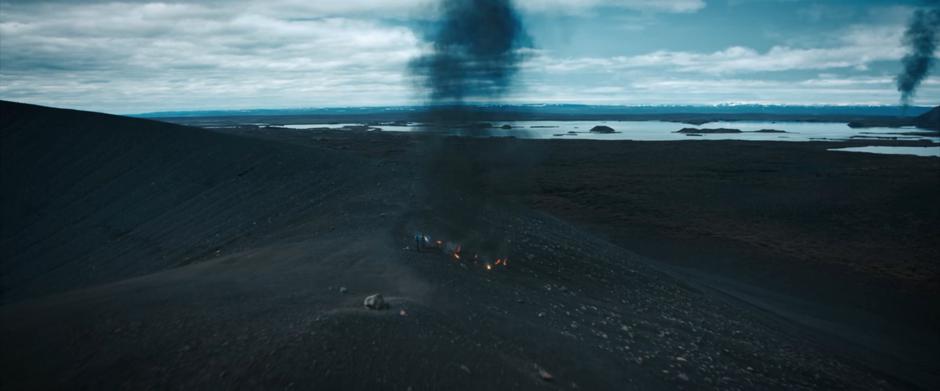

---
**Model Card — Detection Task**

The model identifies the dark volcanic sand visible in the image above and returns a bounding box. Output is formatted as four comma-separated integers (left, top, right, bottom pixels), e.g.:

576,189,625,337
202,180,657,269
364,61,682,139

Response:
2,101,938,390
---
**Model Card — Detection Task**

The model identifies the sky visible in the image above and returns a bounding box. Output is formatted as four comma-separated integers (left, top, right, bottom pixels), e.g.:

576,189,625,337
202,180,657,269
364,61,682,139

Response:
0,0,938,114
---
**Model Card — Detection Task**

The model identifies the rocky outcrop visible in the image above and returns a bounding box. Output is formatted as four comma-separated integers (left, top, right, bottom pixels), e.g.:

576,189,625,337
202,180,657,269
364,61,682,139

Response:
589,125,616,133
676,127,742,134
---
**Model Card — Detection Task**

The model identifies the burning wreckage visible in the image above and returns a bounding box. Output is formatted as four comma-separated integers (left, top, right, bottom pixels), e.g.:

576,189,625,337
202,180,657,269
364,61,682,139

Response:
413,233,509,271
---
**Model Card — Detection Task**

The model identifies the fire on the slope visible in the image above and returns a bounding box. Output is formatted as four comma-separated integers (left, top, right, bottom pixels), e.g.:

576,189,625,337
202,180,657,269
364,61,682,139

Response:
415,234,508,271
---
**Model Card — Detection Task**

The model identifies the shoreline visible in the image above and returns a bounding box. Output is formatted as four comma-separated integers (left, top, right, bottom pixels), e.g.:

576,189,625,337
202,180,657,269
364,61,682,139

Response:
159,112,939,131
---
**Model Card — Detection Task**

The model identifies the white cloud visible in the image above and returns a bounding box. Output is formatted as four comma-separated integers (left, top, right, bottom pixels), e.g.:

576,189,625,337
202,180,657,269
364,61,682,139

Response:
0,0,704,18
508,17,940,106
255,0,708,16
0,0,711,112
534,23,906,75
0,1,425,112
2,1,937,111
518,0,705,13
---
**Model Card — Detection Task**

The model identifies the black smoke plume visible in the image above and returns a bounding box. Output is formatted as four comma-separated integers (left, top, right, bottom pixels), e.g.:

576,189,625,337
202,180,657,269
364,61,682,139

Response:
897,4,940,106
408,1,539,254
410,0,531,121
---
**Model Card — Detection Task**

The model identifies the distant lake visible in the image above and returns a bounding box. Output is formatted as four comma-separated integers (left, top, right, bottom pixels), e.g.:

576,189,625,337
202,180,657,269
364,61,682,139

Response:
829,146,940,158
275,120,940,144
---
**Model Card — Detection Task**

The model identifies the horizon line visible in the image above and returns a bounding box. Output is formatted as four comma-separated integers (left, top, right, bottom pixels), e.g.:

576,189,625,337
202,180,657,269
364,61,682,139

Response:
127,102,937,117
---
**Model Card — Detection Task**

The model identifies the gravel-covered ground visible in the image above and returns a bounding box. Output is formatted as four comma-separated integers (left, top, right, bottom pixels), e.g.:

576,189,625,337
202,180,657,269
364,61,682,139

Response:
2,101,937,390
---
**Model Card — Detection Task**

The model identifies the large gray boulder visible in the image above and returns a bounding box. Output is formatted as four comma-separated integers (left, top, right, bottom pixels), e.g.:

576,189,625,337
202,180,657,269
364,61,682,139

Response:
363,294,388,310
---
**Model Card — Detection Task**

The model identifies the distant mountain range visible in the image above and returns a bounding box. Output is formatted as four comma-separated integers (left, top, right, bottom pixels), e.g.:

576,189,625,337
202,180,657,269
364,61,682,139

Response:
136,104,934,119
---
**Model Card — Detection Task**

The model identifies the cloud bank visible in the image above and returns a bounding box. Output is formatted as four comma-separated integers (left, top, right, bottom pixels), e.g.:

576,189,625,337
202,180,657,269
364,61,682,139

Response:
0,0,935,113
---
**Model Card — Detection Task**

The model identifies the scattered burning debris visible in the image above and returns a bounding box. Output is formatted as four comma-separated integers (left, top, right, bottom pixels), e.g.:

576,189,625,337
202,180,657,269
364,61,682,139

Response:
414,232,509,272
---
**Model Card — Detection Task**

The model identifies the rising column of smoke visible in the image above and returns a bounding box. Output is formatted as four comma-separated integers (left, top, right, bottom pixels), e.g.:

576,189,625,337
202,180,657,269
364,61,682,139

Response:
897,3,940,106
407,0,538,252
409,0,532,122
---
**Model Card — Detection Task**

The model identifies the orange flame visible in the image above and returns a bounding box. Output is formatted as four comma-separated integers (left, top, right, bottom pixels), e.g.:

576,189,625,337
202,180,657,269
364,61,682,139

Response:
419,233,510,272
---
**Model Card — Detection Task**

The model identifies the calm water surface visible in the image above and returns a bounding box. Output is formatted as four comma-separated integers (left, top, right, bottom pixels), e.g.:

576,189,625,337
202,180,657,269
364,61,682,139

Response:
828,146,940,157
280,120,939,144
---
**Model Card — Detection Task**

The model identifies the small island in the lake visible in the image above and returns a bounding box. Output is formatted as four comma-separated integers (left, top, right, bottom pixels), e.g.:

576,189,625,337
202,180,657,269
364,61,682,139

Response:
590,125,617,133
676,127,743,134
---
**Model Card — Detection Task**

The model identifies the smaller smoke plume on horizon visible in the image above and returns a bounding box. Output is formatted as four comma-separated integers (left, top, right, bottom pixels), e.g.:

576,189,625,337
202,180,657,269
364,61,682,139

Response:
409,0,532,110
897,3,940,106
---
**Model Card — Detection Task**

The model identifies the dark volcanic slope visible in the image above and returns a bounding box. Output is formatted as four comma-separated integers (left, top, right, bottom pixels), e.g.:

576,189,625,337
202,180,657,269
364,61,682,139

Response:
1,101,357,301
1,101,934,390
915,105,940,130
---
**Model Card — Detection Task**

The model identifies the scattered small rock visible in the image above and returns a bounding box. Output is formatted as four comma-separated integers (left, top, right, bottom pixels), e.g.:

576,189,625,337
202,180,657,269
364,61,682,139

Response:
535,365,554,381
363,294,388,310
399,309,408,316
460,364,471,374
678,373,689,381
339,286,348,294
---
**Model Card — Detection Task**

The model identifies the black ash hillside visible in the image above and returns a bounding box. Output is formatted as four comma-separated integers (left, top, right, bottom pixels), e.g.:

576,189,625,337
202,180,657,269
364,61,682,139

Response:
2,101,937,390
